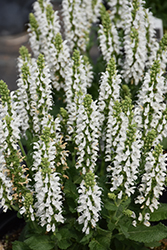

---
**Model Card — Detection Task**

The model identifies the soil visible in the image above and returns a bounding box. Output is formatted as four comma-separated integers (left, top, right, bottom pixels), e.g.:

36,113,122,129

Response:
0,210,25,250
0,225,24,250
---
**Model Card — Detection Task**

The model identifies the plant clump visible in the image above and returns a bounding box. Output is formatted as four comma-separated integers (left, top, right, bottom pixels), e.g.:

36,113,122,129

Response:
1,0,167,249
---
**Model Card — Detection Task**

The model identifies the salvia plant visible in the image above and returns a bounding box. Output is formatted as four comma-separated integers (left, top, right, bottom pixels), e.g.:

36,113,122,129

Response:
1,0,167,249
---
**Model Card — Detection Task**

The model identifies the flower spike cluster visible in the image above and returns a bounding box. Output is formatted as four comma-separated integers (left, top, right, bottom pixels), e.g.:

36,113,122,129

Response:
121,0,149,85
28,0,60,57
14,47,52,135
106,98,141,199
98,57,121,153
62,0,102,52
28,0,70,91
0,80,29,212
135,144,167,226
30,118,68,232
104,0,158,85
98,4,121,63
64,50,93,106
64,50,93,139
1,0,167,241
75,94,102,234
108,0,130,28
135,59,167,144
77,172,102,235
75,94,100,174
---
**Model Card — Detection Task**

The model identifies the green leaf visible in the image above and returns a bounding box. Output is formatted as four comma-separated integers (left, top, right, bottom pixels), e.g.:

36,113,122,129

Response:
89,230,112,250
66,243,80,250
144,241,161,248
56,228,72,249
57,240,72,250
64,179,78,199
150,203,167,221
118,219,130,238
66,197,77,213
51,232,62,243
80,231,93,245
18,221,46,243
89,239,106,250
112,237,148,250
128,223,167,243
58,228,73,238
107,221,116,232
161,136,167,150
104,200,117,211
24,235,54,250
120,197,131,210
29,221,46,234
64,179,78,213
12,241,31,250
73,175,82,185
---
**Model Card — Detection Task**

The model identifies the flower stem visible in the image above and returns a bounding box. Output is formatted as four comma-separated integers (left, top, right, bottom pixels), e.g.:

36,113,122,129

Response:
18,140,30,168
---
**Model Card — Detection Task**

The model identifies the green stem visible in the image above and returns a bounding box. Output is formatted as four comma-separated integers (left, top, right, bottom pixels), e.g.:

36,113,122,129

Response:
72,149,76,167
99,141,106,176
18,140,30,168
113,199,123,226
100,158,105,177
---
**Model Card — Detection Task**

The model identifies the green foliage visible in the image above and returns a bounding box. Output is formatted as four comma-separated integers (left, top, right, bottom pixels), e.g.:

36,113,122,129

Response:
1,0,167,250
150,203,167,221
12,222,53,250
12,241,31,250
24,235,55,250
128,223,167,243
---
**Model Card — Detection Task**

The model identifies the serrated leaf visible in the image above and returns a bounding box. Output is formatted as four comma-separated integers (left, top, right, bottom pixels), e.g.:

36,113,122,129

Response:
117,215,132,238
96,227,112,236
80,231,93,245
150,203,167,221
28,221,45,235
24,235,54,250
128,223,167,243
89,231,112,250
56,228,73,249
66,243,80,250
59,228,73,238
144,241,161,248
104,201,117,211
120,197,131,210
12,241,31,250
73,175,82,185
64,179,78,199
54,232,62,241
18,224,31,241
89,239,106,250
107,221,116,231
119,222,130,238
66,197,77,213
112,237,147,250
57,240,72,249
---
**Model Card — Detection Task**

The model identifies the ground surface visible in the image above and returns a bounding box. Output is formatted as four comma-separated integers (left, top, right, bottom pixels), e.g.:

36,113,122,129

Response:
0,224,25,250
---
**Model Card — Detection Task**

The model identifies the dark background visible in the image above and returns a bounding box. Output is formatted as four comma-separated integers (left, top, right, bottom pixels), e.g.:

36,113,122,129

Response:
0,0,62,91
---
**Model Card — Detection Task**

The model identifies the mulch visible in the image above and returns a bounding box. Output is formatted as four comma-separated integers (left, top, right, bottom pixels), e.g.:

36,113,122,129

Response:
0,226,24,250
